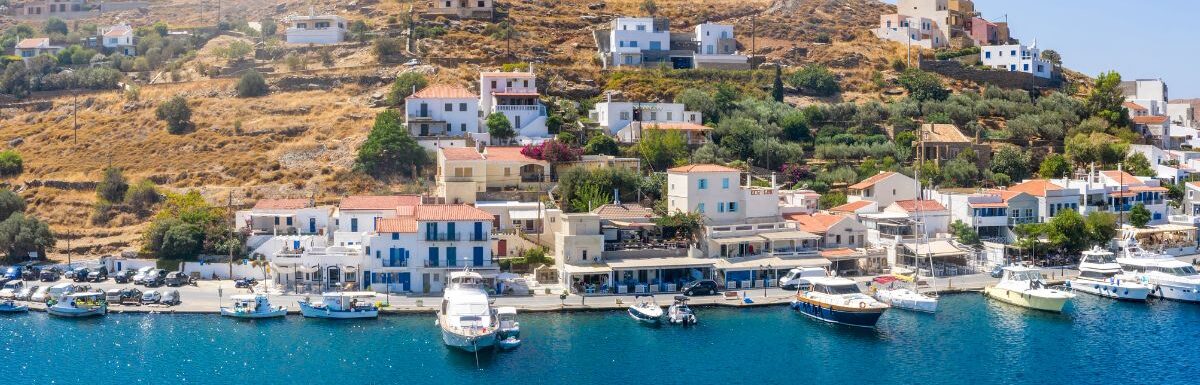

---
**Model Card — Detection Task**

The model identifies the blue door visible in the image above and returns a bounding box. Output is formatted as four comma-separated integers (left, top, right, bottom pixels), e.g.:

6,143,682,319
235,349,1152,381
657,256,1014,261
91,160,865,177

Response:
293,240,300,249
474,222,483,240
447,247,457,267
397,273,411,291
473,247,484,266
428,247,439,267
309,218,316,233
447,222,456,240
363,271,372,289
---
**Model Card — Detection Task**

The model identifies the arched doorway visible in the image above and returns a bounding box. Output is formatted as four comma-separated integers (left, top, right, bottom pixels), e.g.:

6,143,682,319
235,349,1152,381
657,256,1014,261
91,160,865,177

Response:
327,266,341,289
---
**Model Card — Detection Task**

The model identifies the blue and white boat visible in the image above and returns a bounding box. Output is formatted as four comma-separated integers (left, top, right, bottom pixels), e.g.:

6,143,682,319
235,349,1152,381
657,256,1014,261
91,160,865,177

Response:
221,294,288,319
298,292,379,319
0,299,28,313
438,272,498,352
627,295,663,323
47,292,107,318
791,277,889,328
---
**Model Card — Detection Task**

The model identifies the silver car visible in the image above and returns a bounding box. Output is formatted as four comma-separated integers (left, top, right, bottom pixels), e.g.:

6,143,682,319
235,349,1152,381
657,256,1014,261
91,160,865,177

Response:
14,285,38,300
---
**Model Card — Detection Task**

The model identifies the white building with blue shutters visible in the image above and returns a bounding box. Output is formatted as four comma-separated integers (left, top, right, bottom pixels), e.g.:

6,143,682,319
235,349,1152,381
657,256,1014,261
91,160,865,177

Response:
363,204,497,293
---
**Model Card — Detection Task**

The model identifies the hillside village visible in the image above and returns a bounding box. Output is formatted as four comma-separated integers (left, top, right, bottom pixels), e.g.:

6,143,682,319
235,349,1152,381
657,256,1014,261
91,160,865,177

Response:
0,0,1196,298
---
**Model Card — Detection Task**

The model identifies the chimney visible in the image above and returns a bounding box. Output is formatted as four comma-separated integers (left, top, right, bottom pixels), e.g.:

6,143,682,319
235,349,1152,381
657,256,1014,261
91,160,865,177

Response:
770,172,777,189
613,188,620,205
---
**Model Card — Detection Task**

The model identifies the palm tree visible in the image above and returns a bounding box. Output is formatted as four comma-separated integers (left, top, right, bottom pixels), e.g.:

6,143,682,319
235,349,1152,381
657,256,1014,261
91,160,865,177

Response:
250,255,270,291
490,21,519,57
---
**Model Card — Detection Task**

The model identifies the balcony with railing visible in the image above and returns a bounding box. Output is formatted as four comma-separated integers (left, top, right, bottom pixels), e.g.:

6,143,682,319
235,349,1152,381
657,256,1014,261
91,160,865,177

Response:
425,232,461,242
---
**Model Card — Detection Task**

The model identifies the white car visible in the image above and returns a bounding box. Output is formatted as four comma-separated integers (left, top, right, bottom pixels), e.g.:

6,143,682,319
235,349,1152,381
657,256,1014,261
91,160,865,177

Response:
15,285,37,300
132,266,154,283
141,290,161,304
778,267,829,291
29,285,52,303
0,280,22,298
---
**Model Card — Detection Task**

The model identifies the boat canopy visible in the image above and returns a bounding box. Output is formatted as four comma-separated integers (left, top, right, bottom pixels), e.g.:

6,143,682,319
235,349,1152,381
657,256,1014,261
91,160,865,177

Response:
322,291,377,298
230,294,262,301
496,306,518,315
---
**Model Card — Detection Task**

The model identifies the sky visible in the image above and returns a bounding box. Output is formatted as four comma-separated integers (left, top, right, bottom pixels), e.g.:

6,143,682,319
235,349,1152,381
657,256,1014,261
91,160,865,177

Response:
882,0,1200,98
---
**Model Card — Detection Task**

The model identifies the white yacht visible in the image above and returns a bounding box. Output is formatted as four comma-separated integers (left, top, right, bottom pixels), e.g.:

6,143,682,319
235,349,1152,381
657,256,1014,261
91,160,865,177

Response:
438,272,498,352
983,265,1075,312
627,294,664,324
790,277,889,328
47,292,107,317
1067,246,1151,301
873,286,938,313
1117,238,1200,302
298,292,379,319
221,294,288,319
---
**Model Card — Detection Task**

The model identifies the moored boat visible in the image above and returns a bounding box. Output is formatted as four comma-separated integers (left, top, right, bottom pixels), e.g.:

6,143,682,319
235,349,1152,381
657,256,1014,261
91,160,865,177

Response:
873,286,938,313
1067,246,1151,301
220,294,288,319
627,295,663,324
298,292,379,319
47,292,107,318
791,277,889,328
496,306,520,339
983,265,1074,312
438,271,498,352
1116,238,1200,302
667,295,697,325
0,299,28,313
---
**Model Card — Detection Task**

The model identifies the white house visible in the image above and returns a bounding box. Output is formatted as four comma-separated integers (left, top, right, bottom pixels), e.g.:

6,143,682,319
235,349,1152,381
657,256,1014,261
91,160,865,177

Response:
874,14,945,49
364,204,496,293
847,171,919,209
404,84,481,142
425,0,494,19
1050,169,1169,225
598,18,747,69
335,195,424,235
665,164,779,225
980,43,1053,79
778,189,821,216
588,100,702,135
692,22,748,68
602,17,671,68
99,23,135,56
13,38,62,60
883,200,950,237
284,13,347,44
235,198,333,236
479,69,548,141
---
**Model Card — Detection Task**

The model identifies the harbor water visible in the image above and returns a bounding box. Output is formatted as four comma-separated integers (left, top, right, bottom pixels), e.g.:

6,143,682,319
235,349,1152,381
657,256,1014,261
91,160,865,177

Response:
3,293,1197,384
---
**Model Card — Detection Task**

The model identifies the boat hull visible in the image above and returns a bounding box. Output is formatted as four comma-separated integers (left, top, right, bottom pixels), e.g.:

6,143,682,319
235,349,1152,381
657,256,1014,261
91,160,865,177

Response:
873,289,938,313
220,306,288,319
441,328,498,352
790,297,886,328
1066,280,1150,301
1147,282,1200,302
47,305,106,318
983,286,1070,312
298,302,378,319
627,307,662,323
0,305,29,313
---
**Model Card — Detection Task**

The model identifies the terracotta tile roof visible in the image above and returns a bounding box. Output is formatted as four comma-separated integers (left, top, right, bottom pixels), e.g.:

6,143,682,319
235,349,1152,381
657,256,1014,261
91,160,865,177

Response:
1123,101,1148,111
828,200,873,213
103,25,132,37
480,71,536,78
1100,171,1145,186
921,123,970,143
783,213,847,233
1132,115,1168,125
1129,185,1168,193
644,122,712,131
820,248,859,258
1006,180,1064,197
340,195,423,210
376,217,417,233
253,198,311,210
15,38,49,49
408,84,477,99
893,199,946,212
414,204,494,221
592,203,657,220
483,146,541,162
666,164,740,173
396,205,416,217
849,171,898,190
441,146,485,161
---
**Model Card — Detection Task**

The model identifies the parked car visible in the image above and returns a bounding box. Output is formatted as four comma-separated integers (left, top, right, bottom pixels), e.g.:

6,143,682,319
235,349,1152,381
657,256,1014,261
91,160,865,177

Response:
39,267,62,282
989,265,1004,278
29,285,51,303
0,280,25,298
46,282,75,301
141,290,161,304
72,268,92,283
131,267,154,283
682,279,720,296
87,267,109,282
15,285,37,300
105,288,123,303
164,271,190,287
120,288,143,305
160,290,181,306
778,267,828,291
21,266,40,281
63,268,78,280
234,278,257,289
2,266,20,281
113,269,136,283
140,269,167,287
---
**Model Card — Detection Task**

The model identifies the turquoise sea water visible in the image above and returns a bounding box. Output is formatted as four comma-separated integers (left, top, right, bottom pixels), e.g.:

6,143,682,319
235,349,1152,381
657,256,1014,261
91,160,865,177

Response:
2,293,1197,385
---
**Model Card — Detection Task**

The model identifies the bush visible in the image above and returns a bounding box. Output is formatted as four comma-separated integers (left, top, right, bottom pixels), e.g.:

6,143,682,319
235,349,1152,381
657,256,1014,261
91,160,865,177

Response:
354,110,430,178
788,65,839,97
387,72,428,105
898,69,949,101
96,167,128,203
584,134,620,156
0,189,25,220
236,70,268,97
124,179,162,214
0,150,22,177
374,38,404,62
486,112,516,144
155,96,192,134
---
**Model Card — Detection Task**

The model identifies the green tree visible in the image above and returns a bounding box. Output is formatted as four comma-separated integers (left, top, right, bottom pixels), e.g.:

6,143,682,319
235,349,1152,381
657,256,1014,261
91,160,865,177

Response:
940,159,979,187
1125,152,1154,177
1065,132,1128,168
236,70,268,97
1129,203,1151,228
124,179,162,215
636,129,688,171
0,150,22,177
788,64,839,97
44,18,68,35
374,37,404,62
0,213,53,260
387,72,428,105
152,22,169,37
155,95,192,134
583,134,619,156
1041,49,1062,66
950,220,980,245
349,20,370,42
570,183,611,213
655,211,704,242
675,88,717,123
0,189,25,220
158,222,204,260
1013,223,1045,259
1086,71,1131,129
1038,153,1072,179
771,63,785,102
990,144,1030,182
1045,209,1088,254
260,18,277,36
486,112,516,144
1084,211,1118,247
898,69,948,102
355,109,430,178
819,191,847,209
96,167,128,203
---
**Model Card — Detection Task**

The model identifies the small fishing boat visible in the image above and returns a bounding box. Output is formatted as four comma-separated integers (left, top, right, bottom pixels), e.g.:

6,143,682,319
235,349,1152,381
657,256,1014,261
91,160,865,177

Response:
984,265,1075,312
627,295,663,324
220,294,287,319
1067,246,1151,301
498,336,521,350
298,292,379,319
791,277,889,328
667,295,697,325
0,299,28,313
496,306,520,339
47,292,107,318
438,272,498,352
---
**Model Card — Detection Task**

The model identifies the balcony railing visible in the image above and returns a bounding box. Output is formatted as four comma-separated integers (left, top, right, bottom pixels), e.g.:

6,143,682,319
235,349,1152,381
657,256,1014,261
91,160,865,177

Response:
495,105,541,112
426,232,460,241
1008,216,1038,226
381,260,408,268
469,233,487,242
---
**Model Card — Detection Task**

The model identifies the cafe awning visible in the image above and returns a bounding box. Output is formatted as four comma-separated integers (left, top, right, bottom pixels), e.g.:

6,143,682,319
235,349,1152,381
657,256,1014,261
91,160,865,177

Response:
564,263,613,275
759,230,821,241
711,235,767,244
607,220,658,228
902,241,969,258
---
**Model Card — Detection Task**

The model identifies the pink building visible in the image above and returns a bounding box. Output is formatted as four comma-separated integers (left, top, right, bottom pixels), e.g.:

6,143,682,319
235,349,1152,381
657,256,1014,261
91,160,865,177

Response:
968,17,1010,46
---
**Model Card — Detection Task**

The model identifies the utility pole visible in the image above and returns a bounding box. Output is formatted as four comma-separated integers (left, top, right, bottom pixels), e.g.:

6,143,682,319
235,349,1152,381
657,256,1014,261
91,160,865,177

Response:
228,190,234,280
750,14,757,58
72,90,78,146
66,229,71,268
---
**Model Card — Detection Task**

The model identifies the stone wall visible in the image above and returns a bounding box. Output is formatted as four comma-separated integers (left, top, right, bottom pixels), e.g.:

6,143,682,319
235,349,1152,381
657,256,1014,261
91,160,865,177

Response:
919,60,1060,90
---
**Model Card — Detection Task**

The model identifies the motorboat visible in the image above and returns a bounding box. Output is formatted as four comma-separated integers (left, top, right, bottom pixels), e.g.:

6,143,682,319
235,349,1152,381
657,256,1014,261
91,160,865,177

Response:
667,296,697,325
790,277,889,328
1116,238,1200,302
1067,246,1151,301
627,295,663,324
221,294,287,319
298,292,379,319
437,271,498,352
872,286,938,313
0,299,28,313
496,306,520,339
498,336,521,350
983,265,1075,312
47,292,107,317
